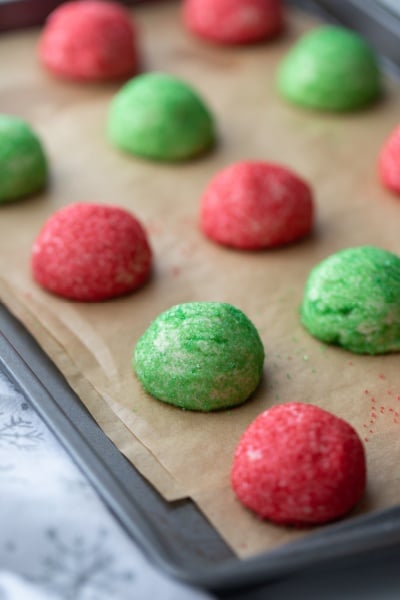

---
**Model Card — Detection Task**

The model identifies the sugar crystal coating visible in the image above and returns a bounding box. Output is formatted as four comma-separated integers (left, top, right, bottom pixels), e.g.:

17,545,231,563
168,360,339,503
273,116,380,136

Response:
231,402,366,525
301,246,400,354
133,302,265,411
38,0,139,81
32,202,152,301
200,161,313,249
0,115,47,204
108,73,215,162
182,0,284,45
277,26,382,112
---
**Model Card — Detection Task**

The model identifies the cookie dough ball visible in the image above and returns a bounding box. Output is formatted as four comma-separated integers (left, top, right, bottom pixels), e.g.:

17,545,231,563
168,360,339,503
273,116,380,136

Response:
277,26,382,112
231,402,366,525
133,302,264,411
182,0,284,45
38,1,139,82
0,115,47,204
108,73,215,161
301,246,400,354
32,202,152,301
379,125,400,194
200,161,314,249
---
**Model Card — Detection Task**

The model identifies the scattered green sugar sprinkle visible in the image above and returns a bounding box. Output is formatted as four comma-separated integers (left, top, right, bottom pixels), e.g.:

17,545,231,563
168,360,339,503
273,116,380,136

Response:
0,114,47,203
107,72,215,162
301,246,400,355
133,302,265,412
277,26,382,112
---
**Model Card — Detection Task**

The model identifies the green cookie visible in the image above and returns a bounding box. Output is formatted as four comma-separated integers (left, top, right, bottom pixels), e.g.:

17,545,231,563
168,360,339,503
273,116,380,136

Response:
108,73,215,161
301,246,400,354
277,26,382,112
133,302,265,411
0,115,47,203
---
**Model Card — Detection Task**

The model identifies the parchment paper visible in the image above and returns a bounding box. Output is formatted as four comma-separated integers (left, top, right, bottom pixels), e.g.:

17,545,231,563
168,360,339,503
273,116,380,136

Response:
1,1,400,558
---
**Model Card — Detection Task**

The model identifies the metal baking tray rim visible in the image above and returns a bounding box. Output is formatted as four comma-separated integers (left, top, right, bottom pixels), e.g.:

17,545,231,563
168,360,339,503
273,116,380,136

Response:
2,0,400,591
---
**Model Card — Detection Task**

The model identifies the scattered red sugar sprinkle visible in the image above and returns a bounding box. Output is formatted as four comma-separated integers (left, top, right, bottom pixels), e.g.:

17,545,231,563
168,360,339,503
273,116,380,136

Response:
182,0,284,45
379,374,385,380
231,402,366,525
31,202,152,301
371,397,376,403
146,221,163,236
364,438,369,443
370,412,377,419
364,390,369,395
38,0,139,81
379,125,400,194
200,161,314,250
348,361,353,366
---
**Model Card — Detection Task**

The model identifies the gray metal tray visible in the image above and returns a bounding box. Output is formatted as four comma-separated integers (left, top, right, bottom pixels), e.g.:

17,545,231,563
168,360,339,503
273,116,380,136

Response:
2,0,400,593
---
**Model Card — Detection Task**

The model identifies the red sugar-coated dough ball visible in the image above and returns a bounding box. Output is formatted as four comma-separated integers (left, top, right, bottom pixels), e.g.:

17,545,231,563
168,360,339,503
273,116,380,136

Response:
31,203,152,301
231,402,366,525
38,1,139,82
182,0,284,45
379,125,400,194
200,161,314,249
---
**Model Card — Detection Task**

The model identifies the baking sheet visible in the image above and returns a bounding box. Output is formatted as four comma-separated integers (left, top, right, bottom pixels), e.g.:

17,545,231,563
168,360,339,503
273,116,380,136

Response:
1,0,400,559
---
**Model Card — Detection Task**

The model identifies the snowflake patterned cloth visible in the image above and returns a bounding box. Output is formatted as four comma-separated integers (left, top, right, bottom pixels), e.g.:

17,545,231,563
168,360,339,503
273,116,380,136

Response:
0,370,212,600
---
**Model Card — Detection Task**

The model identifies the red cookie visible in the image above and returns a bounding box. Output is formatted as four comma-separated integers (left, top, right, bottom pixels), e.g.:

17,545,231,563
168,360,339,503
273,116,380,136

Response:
182,0,284,45
31,203,152,301
200,161,314,249
379,125,400,194
38,1,139,82
231,402,366,525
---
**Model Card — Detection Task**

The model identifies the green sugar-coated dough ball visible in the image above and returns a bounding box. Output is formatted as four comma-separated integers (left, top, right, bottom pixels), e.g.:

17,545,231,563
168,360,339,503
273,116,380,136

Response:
301,246,400,354
108,73,215,161
277,26,382,112
0,115,47,203
133,302,265,411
